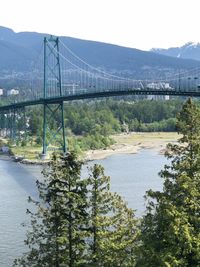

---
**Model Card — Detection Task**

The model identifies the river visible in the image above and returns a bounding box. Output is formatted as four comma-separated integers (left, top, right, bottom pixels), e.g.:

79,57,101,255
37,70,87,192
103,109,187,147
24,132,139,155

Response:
0,150,168,266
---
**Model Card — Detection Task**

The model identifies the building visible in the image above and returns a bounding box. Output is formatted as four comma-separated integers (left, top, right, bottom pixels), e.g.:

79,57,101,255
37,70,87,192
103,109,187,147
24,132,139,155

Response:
7,89,19,96
147,82,173,90
146,82,173,100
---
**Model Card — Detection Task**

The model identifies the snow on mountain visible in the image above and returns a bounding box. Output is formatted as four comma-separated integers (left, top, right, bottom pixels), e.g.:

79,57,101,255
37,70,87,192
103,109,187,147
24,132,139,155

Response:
151,42,200,61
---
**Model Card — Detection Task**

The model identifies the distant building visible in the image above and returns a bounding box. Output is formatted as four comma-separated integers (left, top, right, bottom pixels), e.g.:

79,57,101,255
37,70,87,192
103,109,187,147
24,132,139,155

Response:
0,89,3,96
1,146,9,153
147,95,170,101
147,82,173,90
147,82,161,90
7,89,19,96
146,82,172,101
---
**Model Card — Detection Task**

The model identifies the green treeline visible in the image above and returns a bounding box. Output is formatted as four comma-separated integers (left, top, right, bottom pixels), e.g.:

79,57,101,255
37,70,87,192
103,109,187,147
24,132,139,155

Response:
27,99,183,151
14,98,200,267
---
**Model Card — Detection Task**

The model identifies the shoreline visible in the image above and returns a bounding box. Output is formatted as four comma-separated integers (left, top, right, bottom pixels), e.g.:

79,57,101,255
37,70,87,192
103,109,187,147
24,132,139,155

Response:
84,142,164,161
0,132,179,164
0,154,50,165
84,132,179,161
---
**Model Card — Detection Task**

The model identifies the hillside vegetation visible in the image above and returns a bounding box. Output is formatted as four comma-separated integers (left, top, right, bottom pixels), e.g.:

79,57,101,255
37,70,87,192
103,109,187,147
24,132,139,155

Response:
0,26,200,83
25,99,183,152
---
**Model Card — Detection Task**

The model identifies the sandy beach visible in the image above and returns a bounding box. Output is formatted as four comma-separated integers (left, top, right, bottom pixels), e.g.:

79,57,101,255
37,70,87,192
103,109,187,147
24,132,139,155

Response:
84,132,179,161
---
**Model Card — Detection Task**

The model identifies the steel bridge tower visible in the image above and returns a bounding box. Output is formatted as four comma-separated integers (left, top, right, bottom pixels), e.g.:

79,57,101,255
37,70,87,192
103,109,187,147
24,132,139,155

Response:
41,36,66,157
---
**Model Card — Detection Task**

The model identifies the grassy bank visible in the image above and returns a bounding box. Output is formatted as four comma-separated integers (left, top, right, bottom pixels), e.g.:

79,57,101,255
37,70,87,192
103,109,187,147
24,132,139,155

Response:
113,132,179,145
11,146,42,160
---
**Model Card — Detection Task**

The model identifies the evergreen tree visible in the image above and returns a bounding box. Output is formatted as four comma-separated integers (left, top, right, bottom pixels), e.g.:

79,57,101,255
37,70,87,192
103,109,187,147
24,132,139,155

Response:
14,152,88,267
87,164,138,267
136,98,200,267
14,154,139,267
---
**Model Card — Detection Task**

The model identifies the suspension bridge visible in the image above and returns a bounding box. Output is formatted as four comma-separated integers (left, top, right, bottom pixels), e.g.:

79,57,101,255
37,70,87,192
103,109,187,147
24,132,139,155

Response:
0,36,200,156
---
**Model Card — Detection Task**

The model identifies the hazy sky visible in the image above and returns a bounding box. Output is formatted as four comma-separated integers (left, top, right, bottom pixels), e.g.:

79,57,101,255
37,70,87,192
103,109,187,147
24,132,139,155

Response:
1,0,200,50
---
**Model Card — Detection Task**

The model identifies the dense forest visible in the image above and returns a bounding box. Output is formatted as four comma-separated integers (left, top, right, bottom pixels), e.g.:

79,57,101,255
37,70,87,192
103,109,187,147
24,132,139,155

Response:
26,98,184,151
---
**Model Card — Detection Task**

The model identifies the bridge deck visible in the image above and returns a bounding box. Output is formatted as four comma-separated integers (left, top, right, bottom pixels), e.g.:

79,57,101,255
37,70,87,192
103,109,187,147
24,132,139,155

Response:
0,89,199,111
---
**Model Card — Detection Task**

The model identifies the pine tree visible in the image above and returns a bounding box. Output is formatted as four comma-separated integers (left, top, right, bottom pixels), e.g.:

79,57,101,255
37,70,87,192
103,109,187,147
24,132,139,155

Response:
87,164,138,267
14,154,139,266
136,98,200,267
14,152,88,267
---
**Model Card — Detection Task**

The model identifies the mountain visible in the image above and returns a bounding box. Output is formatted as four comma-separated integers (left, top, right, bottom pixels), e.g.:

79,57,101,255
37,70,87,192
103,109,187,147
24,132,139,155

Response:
151,42,200,61
60,38,200,76
0,26,200,83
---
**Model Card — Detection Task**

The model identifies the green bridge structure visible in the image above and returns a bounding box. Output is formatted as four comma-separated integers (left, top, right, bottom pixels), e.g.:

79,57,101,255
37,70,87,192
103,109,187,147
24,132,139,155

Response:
1,36,200,156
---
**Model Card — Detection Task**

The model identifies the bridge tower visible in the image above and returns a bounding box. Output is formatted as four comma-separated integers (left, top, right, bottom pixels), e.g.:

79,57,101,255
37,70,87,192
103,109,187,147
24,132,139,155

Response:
41,36,66,157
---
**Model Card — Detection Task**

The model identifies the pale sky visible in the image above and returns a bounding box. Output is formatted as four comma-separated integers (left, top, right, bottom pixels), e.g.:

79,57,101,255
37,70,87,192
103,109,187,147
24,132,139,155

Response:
1,0,200,50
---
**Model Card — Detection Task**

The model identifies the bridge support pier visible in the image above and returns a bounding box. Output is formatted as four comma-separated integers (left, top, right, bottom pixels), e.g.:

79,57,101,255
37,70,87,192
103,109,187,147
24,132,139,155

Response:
41,101,66,157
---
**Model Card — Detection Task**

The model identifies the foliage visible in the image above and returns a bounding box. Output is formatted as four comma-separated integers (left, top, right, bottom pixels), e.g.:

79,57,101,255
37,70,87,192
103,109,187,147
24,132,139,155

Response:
14,152,89,267
136,98,200,267
14,154,139,267
27,99,183,138
86,164,138,266
24,99,183,152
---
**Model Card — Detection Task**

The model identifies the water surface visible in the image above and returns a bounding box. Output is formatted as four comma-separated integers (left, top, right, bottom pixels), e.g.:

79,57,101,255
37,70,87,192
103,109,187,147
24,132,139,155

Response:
84,150,167,215
0,150,167,266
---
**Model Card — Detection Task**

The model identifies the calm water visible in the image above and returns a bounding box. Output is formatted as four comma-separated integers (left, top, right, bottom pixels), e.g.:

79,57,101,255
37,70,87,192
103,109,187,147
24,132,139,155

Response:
0,150,167,266
85,150,167,215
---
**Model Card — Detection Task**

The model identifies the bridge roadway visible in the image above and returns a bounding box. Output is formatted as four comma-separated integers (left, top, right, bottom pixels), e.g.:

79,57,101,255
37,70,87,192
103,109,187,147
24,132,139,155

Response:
0,88,200,111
